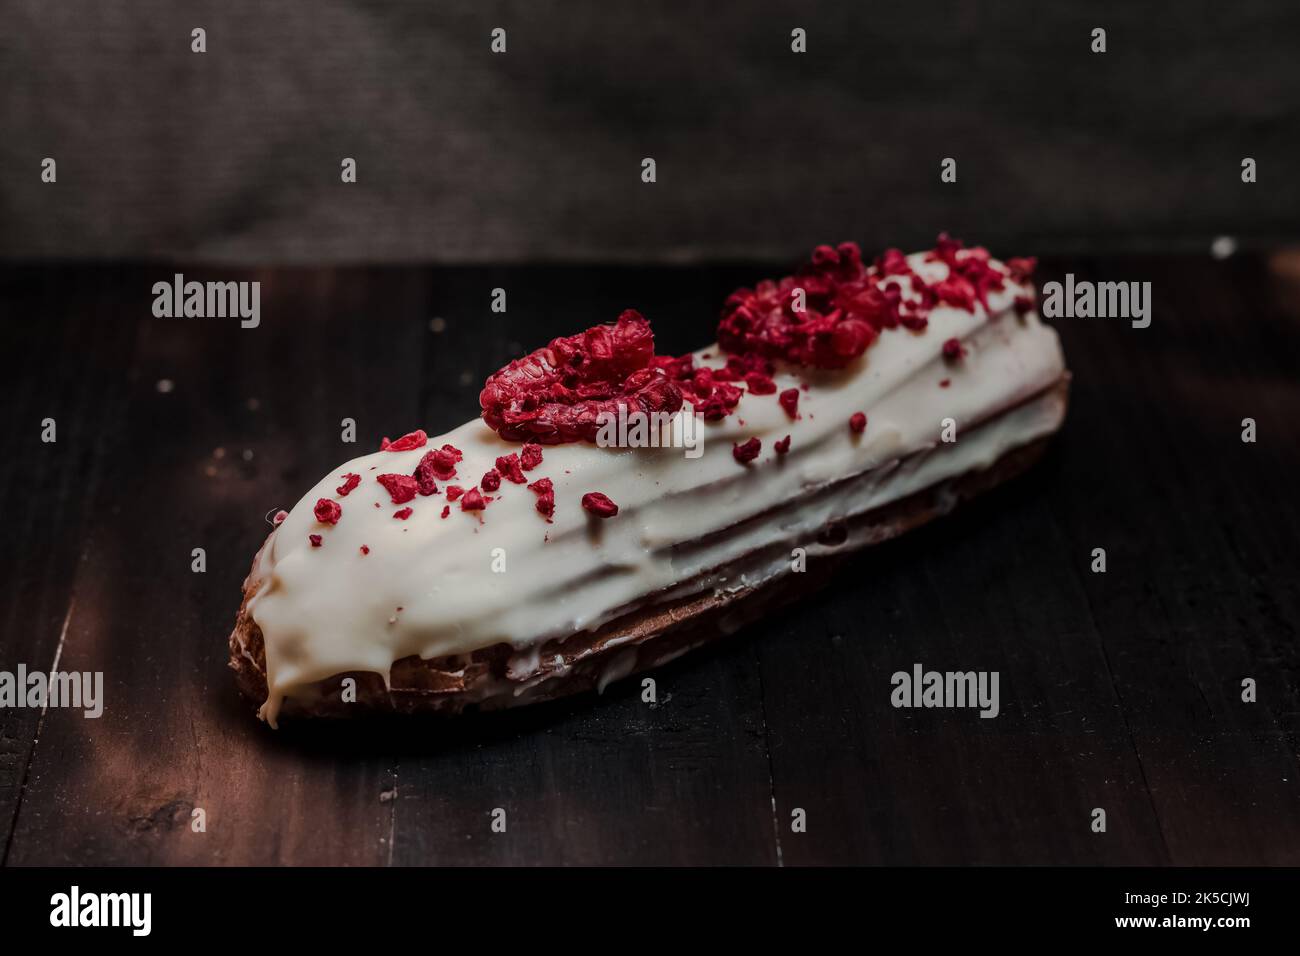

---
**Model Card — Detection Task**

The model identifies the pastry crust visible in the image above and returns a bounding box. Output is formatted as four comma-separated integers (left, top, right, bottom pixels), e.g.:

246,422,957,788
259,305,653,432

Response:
229,376,1068,719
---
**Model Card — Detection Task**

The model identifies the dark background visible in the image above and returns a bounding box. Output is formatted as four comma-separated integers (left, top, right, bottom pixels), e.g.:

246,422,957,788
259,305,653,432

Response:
2,3,1300,867
3,0,1298,263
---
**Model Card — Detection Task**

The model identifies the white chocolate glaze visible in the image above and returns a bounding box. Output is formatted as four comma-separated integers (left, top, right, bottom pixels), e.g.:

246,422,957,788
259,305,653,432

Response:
248,252,1067,723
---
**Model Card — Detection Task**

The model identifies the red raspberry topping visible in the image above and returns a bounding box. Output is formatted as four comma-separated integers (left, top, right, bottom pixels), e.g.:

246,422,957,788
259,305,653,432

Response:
309,534,322,547
774,435,791,455
779,388,800,418
393,507,413,520
718,236,1021,369
849,412,867,433
272,509,289,526
445,485,464,501
314,498,342,525
520,443,544,471
416,446,460,488
376,473,419,504
481,470,502,492
495,453,527,484
581,492,619,518
1006,257,1037,283
744,371,777,395
461,488,487,511
733,437,762,464
440,505,451,519
360,545,370,555
479,310,684,444
383,430,428,452
336,473,361,497
528,478,555,519
942,337,965,360
1013,295,1034,317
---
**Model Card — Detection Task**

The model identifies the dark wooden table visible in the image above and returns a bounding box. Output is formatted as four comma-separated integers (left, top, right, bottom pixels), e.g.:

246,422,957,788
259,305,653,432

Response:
2,253,1298,866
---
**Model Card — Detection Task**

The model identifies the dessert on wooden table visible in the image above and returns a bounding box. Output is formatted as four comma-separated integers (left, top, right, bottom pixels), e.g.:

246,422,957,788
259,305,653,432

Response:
229,236,1069,725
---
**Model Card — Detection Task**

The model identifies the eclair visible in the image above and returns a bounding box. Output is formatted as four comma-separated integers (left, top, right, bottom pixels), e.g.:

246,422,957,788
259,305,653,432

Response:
229,236,1069,725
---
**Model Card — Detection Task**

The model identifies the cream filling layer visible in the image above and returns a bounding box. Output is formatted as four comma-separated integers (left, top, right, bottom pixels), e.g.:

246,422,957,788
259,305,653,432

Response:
248,255,1066,720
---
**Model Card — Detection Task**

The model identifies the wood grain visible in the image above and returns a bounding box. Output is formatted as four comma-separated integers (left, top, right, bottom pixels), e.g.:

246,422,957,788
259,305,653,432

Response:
2,254,1298,865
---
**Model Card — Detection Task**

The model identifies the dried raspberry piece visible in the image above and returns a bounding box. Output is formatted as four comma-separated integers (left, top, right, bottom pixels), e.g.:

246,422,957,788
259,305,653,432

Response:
934,276,976,312
377,473,419,504
718,244,883,368
416,446,460,488
1006,257,1037,283
849,412,867,433
1013,295,1034,317
779,388,800,418
528,477,555,519
445,485,464,501
393,507,413,520
939,379,951,388
774,435,791,455
336,473,361,497
481,470,502,492
942,337,965,360
520,443,543,471
309,534,322,547
733,437,761,464
440,505,451,519
650,353,695,381
272,509,289,526
698,382,743,421
384,430,428,452
360,545,370,555
581,492,619,518
314,498,342,525
479,310,684,443
744,371,777,395
495,453,527,484
461,488,487,511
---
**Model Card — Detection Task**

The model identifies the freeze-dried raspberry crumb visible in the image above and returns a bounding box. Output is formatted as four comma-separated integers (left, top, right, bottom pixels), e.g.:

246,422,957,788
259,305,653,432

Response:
336,473,361,497
384,430,428,452
779,388,799,418
1006,257,1037,283
698,382,743,421
393,507,413,520
314,498,342,525
528,478,555,519
581,492,618,517
272,509,289,526
377,473,419,504
774,435,791,455
1013,295,1034,317
495,453,527,484
461,488,487,511
849,412,867,433
717,241,880,368
479,310,684,443
520,443,543,471
416,446,460,489
360,545,370,555
744,371,777,395
939,379,951,388
445,485,464,501
942,337,965,360
440,505,451,519
733,437,762,464
481,470,502,492
309,534,322,548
